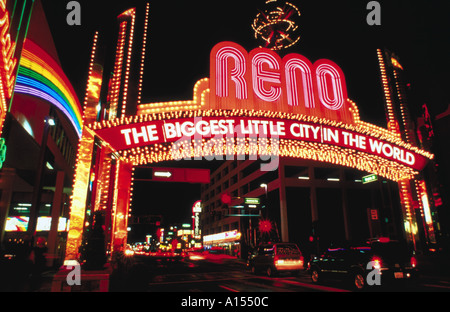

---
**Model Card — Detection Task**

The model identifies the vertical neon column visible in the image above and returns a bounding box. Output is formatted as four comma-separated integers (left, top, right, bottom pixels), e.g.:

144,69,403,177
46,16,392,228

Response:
108,21,126,120
415,179,436,244
64,32,102,262
378,49,423,250
0,0,18,136
377,49,400,135
136,3,149,106
108,8,136,119
111,160,132,252
92,145,113,212
398,179,420,250
65,131,95,261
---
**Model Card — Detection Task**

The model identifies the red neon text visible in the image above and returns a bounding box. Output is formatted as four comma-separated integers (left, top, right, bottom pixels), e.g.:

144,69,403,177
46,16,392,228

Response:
96,116,426,170
211,42,347,112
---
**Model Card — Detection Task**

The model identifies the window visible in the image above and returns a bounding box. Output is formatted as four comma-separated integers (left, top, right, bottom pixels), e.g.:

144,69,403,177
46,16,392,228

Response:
230,175,237,185
242,161,260,177
222,180,229,190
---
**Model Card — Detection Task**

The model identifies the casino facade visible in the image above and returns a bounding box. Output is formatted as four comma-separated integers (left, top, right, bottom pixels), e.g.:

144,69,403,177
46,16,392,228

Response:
0,2,445,266
0,0,81,266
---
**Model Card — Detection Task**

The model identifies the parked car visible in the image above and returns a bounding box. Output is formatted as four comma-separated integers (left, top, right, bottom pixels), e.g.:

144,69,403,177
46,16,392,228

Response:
308,238,418,290
247,243,304,277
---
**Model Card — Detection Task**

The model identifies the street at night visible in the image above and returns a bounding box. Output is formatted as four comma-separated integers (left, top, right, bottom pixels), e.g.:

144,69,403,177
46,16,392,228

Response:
16,250,447,294
129,254,450,293
1,1,450,309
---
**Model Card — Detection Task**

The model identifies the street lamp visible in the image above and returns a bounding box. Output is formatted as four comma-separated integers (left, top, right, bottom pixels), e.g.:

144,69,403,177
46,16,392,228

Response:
28,115,55,239
260,183,268,216
259,183,272,243
47,116,56,126
260,183,268,193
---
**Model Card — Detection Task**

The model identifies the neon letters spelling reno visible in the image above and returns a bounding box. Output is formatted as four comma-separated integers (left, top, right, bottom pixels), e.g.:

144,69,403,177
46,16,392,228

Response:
210,42,352,124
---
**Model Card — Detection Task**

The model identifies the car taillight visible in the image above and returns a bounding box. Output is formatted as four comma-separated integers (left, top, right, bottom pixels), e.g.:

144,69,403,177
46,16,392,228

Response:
372,257,382,270
411,256,417,268
274,255,282,265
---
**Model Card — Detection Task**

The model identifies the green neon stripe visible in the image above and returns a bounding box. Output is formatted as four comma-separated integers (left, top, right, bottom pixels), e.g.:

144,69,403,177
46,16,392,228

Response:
8,0,35,112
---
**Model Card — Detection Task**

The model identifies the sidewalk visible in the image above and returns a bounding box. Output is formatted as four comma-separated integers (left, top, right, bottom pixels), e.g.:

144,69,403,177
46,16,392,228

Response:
32,269,58,292
0,265,56,292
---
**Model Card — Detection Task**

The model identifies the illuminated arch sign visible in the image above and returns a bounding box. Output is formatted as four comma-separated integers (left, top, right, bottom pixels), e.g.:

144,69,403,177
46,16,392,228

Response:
90,41,433,181
94,115,427,170
209,42,352,124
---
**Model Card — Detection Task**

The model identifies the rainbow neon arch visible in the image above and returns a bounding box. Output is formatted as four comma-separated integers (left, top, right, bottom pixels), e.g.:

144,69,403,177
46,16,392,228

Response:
15,40,83,137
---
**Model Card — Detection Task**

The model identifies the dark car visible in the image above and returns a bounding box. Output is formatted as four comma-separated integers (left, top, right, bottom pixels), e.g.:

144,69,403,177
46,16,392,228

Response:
247,243,304,277
308,238,418,290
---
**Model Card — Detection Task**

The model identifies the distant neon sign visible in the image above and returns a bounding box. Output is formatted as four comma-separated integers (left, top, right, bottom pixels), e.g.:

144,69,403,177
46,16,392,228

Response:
203,230,241,244
192,200,202,239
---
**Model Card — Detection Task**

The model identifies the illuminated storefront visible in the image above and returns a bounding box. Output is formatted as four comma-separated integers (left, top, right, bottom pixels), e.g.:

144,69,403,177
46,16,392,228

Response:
203,230,241,256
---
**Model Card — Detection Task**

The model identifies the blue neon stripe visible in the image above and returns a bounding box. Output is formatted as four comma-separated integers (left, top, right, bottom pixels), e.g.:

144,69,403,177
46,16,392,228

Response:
16,75,82,132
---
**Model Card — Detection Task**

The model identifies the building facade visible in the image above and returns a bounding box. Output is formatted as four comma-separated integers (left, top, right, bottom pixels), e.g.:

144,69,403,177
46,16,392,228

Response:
200,158,403,258
0,0,81,267
377,49,443,248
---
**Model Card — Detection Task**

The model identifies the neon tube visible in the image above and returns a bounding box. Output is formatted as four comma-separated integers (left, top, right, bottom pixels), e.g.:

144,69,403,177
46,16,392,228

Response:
14,40,82,136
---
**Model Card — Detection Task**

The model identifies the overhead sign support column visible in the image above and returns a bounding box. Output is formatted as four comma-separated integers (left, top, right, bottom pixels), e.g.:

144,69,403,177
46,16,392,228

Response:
64,33,102,263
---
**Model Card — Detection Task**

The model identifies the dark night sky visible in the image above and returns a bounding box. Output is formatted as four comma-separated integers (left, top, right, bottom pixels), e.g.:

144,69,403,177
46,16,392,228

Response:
40,0,450,225
41,0,450,120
